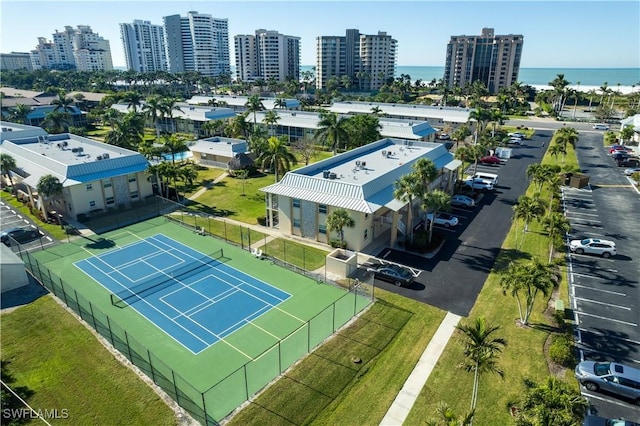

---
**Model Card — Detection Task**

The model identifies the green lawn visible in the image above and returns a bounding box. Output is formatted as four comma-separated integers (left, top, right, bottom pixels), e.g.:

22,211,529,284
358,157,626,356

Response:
2,194,69,240
227,290,446,426
1,296,177,425
260,237,330,271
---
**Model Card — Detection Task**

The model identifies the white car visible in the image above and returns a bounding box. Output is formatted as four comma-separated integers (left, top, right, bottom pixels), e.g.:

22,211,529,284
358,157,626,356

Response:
569,238,617,258
508,132,526,139
593,124,610,130
507,137,524,145
624,167,640,176
426,212,459,228
463,178,494,191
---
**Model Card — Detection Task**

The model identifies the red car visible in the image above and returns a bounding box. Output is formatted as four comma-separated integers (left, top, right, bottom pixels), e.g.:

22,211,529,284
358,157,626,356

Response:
609,145,633,154
480,155,501,165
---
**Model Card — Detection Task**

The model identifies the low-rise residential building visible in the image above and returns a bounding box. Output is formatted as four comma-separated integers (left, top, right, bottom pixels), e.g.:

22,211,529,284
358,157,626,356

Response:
245,109,437,143
188,136,249,168
260,138,459,252
22,105,87,129
328,101,475,135
0,122,152,221
187,95,300,112
620,114,640,144
111,103,236,137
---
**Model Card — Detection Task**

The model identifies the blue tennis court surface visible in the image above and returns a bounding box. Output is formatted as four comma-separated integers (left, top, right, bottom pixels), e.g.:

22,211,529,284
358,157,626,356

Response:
74,234,291,353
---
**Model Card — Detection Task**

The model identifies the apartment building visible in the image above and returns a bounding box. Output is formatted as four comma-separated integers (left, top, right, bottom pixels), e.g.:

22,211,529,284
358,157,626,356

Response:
0,52,33,71
443,27,523,94
163,11,231,78
120,20,168,73
30,25,113,71
234,29,300,82
316,29,397,91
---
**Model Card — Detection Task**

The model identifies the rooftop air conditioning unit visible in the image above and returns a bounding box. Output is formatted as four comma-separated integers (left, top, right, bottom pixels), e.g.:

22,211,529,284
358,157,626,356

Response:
1,128,7,132
102,153,110,159
361,161,366,167
356,160,361,167
329,172,337,180
381,150,387,156
96,155,103,161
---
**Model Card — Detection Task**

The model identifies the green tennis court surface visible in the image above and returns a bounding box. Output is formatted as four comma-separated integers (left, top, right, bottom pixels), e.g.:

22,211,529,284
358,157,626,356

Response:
28,218,372,422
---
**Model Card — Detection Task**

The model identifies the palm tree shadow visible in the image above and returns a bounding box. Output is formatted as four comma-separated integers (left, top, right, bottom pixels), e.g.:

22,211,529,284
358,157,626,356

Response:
85,237,116,250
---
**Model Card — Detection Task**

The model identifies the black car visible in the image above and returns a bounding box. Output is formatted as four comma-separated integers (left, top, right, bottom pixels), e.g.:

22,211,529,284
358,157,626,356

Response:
368,262,416,287
611,152,637,162
1,227,41,246
617,158,640,167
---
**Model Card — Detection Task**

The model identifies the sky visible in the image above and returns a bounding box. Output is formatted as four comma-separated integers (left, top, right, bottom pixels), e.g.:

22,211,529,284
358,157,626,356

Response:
1,0,639,69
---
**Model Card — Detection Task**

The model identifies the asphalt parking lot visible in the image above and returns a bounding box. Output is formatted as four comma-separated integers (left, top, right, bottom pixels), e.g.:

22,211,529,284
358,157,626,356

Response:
373,130,550,316
565,130,640,419
0,201,55,252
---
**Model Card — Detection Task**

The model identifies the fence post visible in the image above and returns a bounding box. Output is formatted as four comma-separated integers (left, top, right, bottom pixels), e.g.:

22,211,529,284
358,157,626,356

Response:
88,302,98,329
278,341,282,373
172,371,180,404
284,240,287,264
248,229,251,250
332,302,336,332
59,278,69,305
201,393,207,424
303,247,306,271
148,350,157,383
307,320,311,352
124,331,134,362
224,220,227,242
106,316,115,345
243,365,249,400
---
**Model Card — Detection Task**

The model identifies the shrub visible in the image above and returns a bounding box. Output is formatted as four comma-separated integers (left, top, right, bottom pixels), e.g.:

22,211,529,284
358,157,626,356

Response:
257,216,267,226
549,334,576,367
329,239,346,248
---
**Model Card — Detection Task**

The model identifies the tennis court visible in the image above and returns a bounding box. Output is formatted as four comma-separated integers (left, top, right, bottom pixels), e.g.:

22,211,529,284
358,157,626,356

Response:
75,234,292,354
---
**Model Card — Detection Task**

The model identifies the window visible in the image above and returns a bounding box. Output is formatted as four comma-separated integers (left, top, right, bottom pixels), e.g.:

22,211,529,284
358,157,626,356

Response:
293,198,301,208
364,229,368,240
293,218,301,228
103,180,112,189
105,196,115,205
319,204,327,214
319,224,327,234
86,183,93,191
130,191,139,200
128,174,136,183
89,200,96,208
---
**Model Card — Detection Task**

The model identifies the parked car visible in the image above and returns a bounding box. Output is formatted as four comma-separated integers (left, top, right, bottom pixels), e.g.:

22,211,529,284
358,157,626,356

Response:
463,178,494,191
575,361,640,405
569,238,617,258
611,152,638,162
438,133,451,140
593,124,610,130
618,158,640,168
480,155,502,165
450,194,476,208
608,145,633,154
624,167,640,176
426,212,459,228
473,172,499,185
368,263,416,287
1,227,41,246
508,132,526,139
507,137,524,145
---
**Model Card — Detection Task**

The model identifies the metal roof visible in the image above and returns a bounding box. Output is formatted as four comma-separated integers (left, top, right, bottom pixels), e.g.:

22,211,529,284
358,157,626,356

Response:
261,138,454,214
328,101,474,124
187,95,300,110
111,103,236,121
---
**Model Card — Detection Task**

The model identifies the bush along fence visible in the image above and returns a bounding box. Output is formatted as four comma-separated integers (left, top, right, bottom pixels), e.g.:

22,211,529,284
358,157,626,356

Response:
17,246,374,424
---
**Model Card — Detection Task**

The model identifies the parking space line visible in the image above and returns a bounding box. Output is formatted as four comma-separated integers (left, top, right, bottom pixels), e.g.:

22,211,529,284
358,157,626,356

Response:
581,391,640,407
570,253,614,262
572,283,626,296
578,328,640,346
565,211,600,217
578,346,640,366
576,311,637,327
574,296,631,310
571,272,618,281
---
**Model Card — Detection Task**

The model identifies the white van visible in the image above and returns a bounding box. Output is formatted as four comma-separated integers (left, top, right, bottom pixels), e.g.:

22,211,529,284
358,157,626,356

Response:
473,172,499,186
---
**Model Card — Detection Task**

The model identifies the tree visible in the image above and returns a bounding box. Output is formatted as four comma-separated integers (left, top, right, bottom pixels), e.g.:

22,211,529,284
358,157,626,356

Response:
51,92,75,114
292,136,317,166
314,111,349,155
228,112,251,140
162,134,189,164
455,317,507,417
513,377,588,426
42,110,72,133
245,94,265,132
326,208,355,249
122,91,144,111
262,110,280,136
548,143,565,164
620,124,635,144
256,136,297,182
0,153,18,191
393,174,421,245
548,74,570,116
513,195,545,249
36,174,63,220
235,169,249,196
274,98,287,109
10,103,32,124
412,157,439,198
542,213,571,263
422,189,451,244
526,164,554,194
343,114,382,149
425,402,474,426
500,259,560,326
142,95,167,138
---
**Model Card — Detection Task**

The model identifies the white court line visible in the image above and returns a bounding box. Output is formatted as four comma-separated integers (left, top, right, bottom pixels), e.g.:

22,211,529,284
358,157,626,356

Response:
574,296,631,310
576,311,637,327
571,283,626,296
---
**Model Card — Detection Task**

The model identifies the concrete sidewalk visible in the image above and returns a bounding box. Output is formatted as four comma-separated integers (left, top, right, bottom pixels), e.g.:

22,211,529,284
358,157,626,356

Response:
379,311,462,426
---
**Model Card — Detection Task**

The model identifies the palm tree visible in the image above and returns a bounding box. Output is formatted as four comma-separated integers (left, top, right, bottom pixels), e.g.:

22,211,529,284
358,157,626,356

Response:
274,98,287,109
122,91,144,111
262,110,280,136
455,317,507,416
36,174,63,221
526,164,554,194
51,92,75,114
514,377,588,425
513,195,545,249
256,136,297,182
326,208,355,249
548,74,570,116
393,174,421,245
245,94,265,132
162,134,189,164
500,259,560,325
548,143,565,164
412,158,439,197
0,153,17,193
160,97,183,133
542,213,571,263
10,103,32,124
314,111,349,155
42,111,71,134
142,95,167,138
425,402,474,426
422,189,451,244
228,112,251,140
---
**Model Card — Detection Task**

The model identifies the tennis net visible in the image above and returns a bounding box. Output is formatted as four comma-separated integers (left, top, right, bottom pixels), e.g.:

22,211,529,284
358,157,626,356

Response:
110,248,224,308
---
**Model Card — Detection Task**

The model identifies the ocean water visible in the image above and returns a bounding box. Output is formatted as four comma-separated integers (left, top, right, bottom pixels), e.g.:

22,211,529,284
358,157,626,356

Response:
301,65,640,91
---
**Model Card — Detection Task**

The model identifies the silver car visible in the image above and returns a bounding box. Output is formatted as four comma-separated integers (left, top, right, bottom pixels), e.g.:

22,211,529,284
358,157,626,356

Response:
569,238,617,258
575,361,640,405
450,194,476,208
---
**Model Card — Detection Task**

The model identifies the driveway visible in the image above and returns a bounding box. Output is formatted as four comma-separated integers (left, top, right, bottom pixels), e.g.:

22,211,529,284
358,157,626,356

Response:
374,130,551,316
